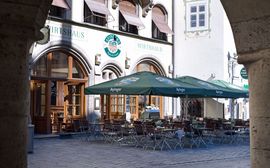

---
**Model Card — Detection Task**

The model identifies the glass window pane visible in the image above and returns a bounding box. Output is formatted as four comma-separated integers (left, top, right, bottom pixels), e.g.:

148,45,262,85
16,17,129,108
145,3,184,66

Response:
199,14,205,20
138,63,151,72
51,52,68,78
51,81,57,105
199,14,205,26
75,106,80,115
72,59,84,78
32,55,47,77
190,15,197,27
199,5,205,12
191,15,197,20
190,6,197,13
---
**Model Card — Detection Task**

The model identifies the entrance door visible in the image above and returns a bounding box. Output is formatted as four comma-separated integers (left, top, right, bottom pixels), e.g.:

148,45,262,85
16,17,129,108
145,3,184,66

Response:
31,81,51,134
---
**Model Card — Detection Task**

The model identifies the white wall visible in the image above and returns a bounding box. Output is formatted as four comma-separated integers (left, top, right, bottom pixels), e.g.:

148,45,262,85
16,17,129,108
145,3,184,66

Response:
174,0,226,80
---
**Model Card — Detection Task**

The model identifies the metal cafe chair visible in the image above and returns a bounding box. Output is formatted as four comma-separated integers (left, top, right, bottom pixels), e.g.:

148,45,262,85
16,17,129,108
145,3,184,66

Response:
183,123,201,148
142,123,162,150
101,122,118,144
174,128,185,149
133,122,145,148
78,119,91,141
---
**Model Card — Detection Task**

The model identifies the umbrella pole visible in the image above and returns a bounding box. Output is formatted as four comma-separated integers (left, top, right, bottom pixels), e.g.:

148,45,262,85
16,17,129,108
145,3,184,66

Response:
185,95,188,120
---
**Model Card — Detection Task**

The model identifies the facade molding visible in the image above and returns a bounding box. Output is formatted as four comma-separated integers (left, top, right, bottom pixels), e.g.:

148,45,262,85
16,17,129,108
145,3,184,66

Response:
30,40,92,75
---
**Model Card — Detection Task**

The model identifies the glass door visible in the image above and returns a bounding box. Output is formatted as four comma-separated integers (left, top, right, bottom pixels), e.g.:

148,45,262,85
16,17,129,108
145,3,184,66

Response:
63,83,84,131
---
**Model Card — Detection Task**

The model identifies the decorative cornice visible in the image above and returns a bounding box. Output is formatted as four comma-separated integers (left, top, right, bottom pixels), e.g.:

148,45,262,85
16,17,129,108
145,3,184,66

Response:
231,15,270,55
238,48,270,65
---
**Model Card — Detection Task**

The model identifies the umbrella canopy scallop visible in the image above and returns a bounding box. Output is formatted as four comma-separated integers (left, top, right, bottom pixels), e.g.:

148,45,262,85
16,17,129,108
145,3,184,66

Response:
85,71,206,97
176,76,249,98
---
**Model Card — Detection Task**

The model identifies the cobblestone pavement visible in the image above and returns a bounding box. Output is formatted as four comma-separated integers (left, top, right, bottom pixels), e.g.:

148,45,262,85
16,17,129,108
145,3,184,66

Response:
28,137,250,168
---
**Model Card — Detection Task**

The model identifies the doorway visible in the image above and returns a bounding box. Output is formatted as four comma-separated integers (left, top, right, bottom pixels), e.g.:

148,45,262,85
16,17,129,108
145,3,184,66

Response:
30,51,88,134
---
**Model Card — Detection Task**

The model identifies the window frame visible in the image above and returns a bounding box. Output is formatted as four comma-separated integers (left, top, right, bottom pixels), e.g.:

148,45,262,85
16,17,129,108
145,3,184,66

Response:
186,1,209,32
49,6,67,19
118,0,140,34
84,1,108,26
151,6,168,41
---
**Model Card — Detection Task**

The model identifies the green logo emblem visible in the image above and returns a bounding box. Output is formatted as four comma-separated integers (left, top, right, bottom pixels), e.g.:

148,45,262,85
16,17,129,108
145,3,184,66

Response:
104,34,121,58
240,67,248,79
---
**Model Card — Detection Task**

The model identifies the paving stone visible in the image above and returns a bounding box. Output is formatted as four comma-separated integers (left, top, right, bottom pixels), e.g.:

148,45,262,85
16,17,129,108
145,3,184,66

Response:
28,138,250,168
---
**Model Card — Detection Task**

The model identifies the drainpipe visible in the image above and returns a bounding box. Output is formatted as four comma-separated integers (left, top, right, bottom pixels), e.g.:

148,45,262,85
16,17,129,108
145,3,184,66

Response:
172,0,175,118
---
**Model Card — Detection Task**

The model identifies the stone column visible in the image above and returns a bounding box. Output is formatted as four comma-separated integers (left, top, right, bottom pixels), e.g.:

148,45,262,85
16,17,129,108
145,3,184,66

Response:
0,1,51,168
239,50,270,168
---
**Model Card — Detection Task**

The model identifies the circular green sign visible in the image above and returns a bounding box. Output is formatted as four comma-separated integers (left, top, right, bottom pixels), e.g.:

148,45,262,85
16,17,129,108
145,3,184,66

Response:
240,67,248,79
104,34,121,58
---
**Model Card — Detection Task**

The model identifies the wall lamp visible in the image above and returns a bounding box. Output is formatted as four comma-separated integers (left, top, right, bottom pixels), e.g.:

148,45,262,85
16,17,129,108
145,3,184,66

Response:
125,57,131,69
112,0,120,9
95,54,101,66
168,64,173,74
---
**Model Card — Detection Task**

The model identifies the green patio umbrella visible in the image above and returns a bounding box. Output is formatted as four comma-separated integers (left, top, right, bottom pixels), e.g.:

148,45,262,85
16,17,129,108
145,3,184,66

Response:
209,79,249,98
177,76,249,98
84,71,206,97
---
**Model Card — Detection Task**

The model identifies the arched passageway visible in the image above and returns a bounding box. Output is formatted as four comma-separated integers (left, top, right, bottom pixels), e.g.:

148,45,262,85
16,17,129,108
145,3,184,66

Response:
0,1,270,168
221,0,270,167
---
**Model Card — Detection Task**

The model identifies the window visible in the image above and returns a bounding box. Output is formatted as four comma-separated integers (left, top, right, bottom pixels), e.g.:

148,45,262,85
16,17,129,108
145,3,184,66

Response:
186,1,208,31
66,85,82,116
101,68,124,120
84,2,106,26
119,12,138,34
152,6,173,41
49,0,70,19
49,6,67,18
119,0,144,34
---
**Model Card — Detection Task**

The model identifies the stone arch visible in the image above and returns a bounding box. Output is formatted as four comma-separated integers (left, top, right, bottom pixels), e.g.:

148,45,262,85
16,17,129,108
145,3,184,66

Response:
100,61,124,77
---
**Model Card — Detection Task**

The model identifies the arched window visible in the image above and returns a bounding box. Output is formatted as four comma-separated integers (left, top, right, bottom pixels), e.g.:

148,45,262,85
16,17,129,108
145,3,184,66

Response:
128,61,164,120
31,52,85,79
152,6,173,41
100,66,124,120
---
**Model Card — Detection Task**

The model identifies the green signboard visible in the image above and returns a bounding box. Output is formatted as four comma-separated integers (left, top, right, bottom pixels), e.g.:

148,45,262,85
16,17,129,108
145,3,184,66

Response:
240,67,248,79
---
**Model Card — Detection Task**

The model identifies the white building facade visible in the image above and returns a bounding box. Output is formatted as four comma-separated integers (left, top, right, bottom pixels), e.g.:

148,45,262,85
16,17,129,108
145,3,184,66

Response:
173,0,249,120
30,0,174,134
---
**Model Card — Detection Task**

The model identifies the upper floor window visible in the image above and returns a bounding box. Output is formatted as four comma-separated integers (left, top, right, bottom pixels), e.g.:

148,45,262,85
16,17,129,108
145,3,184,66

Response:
186,0,209,31
84,0,112,26
49,0,70,19
119,0,144,34
152,6,173,41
